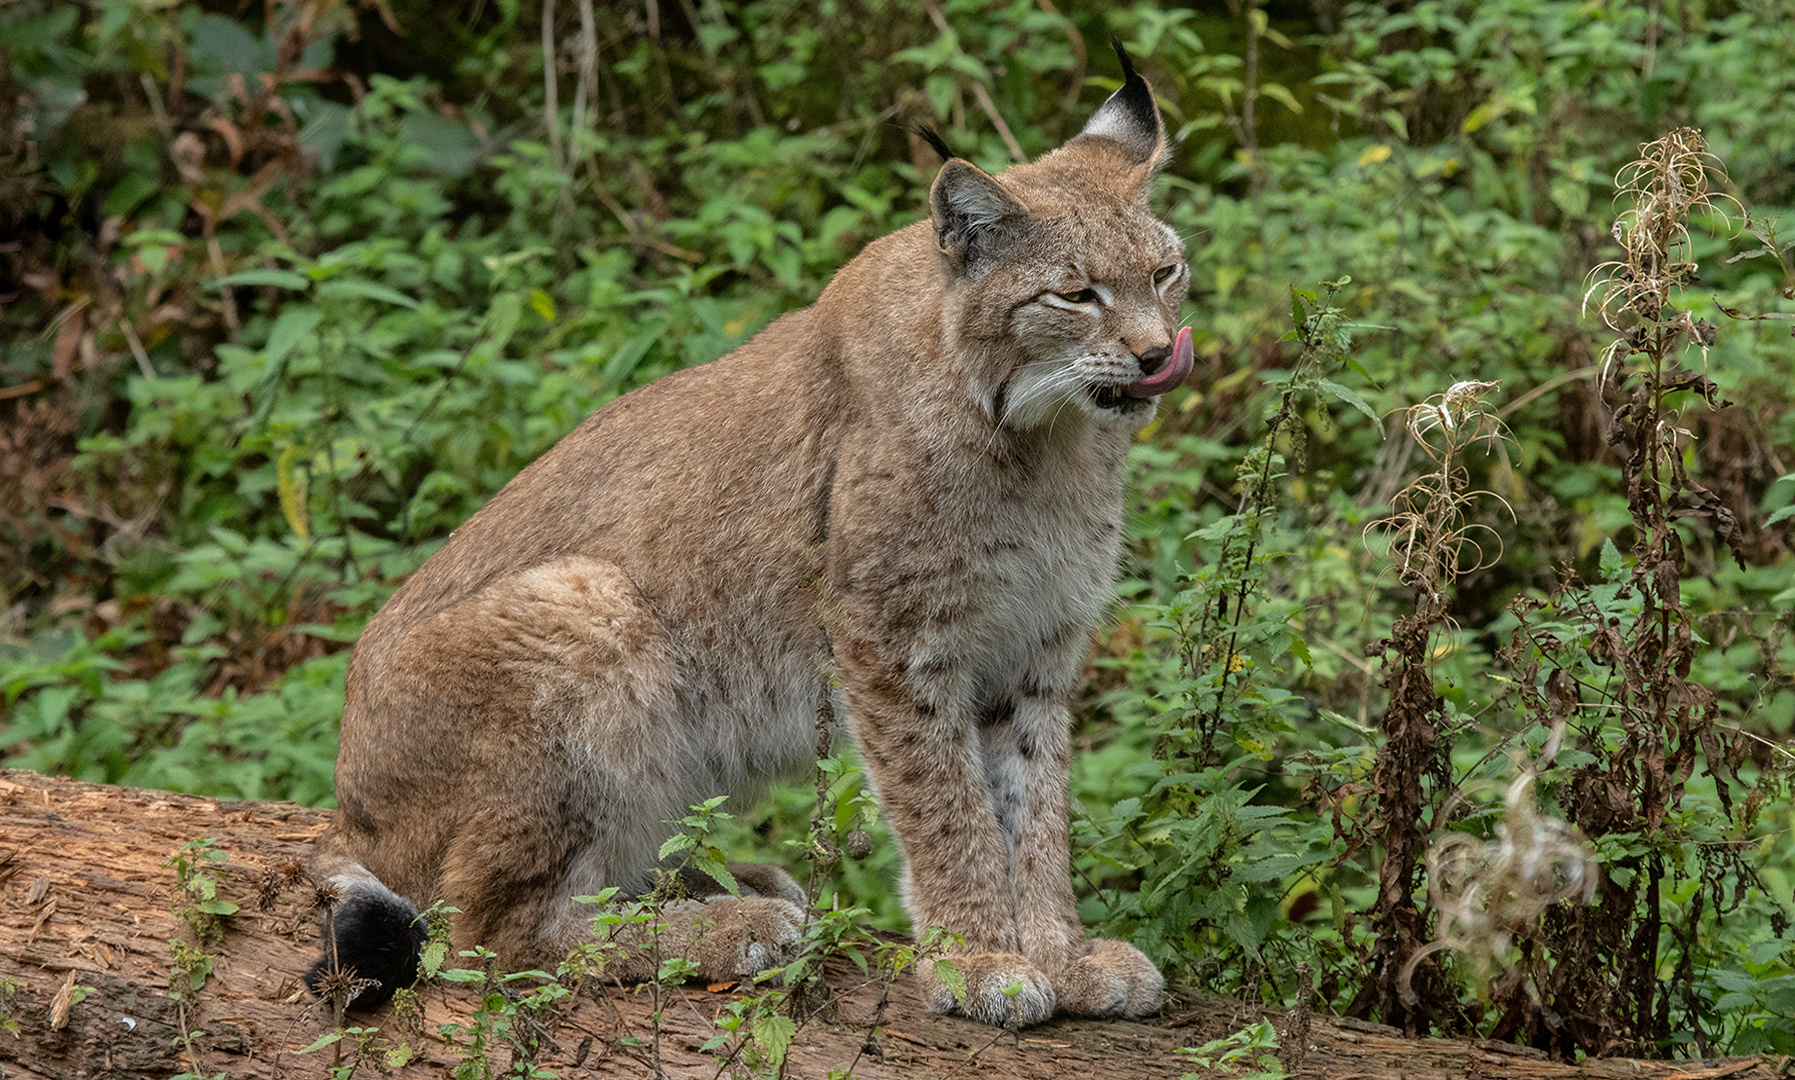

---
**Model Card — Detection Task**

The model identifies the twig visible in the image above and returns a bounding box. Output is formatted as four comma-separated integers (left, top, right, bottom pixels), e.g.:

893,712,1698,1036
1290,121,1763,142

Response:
968,81,1028,164
118,317,157,379
541,0,563,171
918,0,1028,164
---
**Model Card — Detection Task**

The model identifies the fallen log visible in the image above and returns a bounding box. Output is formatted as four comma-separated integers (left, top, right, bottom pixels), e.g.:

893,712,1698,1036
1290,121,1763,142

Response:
0,768,1778,1079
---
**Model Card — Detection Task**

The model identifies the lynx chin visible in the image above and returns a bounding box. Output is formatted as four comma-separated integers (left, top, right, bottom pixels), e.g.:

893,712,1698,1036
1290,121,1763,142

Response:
307,46,1193,1028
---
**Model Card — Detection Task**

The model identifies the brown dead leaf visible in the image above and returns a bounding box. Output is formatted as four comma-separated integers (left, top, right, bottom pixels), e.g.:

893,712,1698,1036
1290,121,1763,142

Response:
25,874,51,906
705,981,739,993
52,305,86,382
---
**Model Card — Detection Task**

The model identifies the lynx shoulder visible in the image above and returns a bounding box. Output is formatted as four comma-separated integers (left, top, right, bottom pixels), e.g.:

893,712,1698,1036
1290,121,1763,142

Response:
308,47,1192,1028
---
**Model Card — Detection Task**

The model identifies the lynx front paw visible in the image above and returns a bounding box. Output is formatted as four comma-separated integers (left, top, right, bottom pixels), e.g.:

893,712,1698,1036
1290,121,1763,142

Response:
670,896,804,981
1053,938,1163,1018
926,953,1056,1028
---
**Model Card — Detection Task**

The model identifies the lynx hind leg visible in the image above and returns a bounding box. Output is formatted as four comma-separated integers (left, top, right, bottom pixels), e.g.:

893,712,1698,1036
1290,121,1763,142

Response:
1054,939,1164,1019
672,861,808,908
414,557,802,985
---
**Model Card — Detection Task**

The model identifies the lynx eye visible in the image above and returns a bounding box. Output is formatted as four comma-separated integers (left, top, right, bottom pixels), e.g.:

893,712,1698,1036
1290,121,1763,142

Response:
1054,288,1098,304
1152,264,1181,286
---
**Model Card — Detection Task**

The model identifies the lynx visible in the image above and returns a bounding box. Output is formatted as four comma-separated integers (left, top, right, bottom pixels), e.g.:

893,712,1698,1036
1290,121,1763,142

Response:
308,49,1192,1028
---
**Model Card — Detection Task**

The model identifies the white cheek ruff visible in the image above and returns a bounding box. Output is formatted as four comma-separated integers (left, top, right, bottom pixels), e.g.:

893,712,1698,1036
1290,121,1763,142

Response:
999,355,1160,430
1000,360,1090,429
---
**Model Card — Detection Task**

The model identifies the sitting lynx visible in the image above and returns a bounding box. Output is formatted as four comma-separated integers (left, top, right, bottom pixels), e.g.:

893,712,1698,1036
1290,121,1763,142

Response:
308,47,1192,1027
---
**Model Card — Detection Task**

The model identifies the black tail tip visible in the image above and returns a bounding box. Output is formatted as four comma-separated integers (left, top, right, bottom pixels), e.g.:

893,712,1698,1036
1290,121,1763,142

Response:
914,124,956,163
305,884,428,1012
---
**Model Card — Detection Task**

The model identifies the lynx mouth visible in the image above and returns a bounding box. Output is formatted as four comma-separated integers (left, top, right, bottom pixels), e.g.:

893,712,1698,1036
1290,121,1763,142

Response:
1088,327,1195,410
1088,384,1133,410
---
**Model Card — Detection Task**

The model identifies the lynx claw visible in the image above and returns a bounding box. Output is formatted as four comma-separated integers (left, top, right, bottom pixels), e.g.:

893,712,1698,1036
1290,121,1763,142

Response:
1054,939,1163,1018
926,953,1056,1028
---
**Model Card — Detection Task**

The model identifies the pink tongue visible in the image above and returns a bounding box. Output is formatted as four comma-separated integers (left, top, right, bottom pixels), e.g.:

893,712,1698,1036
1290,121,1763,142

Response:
1122,326,1194,398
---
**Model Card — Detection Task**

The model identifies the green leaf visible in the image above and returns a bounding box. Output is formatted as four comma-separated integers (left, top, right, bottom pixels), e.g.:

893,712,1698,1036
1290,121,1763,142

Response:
437,968,486,983
316,279,424,310
528,289,556,322
249,306,322,430
932,959,968,1007
1598,538,1626,582
693,852,740,896
604,323,664,387
420,939,448,978
299,1030,344,1053
276,445,310,543
194,899,238,915
752,1014,797,1067
216,269,311,290
1317,379,1383,434
1257,82,1303,115
657,833,695,860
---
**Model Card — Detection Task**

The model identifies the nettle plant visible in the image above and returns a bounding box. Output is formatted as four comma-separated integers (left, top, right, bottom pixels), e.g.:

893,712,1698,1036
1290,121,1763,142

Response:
1084,280,1376,998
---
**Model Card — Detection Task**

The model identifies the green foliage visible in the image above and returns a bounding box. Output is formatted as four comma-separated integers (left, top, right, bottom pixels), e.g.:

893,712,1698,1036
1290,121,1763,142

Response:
0,977,18,1040
164,836,238,941
1177,1020,1288,1080
6,0,1795,1055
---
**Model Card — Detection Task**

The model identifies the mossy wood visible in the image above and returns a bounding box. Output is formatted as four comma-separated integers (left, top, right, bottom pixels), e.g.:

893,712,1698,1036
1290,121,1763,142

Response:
0,769,1777,1080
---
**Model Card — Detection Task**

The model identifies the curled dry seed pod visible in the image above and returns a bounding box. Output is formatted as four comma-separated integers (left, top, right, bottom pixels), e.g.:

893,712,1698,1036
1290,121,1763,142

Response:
1369,380,1513,616
1400,768,1597,1006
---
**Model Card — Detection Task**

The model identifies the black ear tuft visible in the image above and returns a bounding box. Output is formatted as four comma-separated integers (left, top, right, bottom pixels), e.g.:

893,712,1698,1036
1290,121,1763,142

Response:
1077,40,1168,170
915,125,956,163
1111,37,1138,83
929,158,1028,268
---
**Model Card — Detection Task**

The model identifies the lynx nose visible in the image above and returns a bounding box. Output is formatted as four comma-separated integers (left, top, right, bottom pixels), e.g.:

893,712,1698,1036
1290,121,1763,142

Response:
1135,343,1172,376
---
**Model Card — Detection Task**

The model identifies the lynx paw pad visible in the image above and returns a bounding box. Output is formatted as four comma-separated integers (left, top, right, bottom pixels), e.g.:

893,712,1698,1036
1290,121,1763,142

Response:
926,953,1056,1028
1054,939,1163,1018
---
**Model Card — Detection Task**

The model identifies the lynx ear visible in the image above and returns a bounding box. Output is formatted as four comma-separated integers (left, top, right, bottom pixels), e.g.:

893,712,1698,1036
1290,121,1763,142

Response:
929,158,1028,267
1076,40,1169,171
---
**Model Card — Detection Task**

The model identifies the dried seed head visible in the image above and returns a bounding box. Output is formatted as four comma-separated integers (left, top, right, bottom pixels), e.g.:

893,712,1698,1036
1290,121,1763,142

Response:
1371,381,1512,610
255,870,285,912
311,962,379,1009
845,828,873,860
310,880,343,911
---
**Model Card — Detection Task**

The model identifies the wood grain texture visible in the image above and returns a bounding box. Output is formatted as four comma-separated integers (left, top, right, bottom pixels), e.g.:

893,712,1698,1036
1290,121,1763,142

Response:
0,769,1780,1080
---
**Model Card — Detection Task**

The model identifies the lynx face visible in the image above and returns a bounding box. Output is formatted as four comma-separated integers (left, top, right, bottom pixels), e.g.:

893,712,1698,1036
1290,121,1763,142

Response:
927,103,1194,436
1000,205,1190,430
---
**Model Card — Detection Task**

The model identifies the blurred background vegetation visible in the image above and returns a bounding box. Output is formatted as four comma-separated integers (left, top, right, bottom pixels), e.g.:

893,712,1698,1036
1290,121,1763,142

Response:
3,0,1794,1058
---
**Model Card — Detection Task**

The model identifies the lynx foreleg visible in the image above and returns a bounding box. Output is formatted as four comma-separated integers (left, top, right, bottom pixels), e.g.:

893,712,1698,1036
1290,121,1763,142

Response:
991,693,1164,1019
985,695,1084,972
841,653,1056,1027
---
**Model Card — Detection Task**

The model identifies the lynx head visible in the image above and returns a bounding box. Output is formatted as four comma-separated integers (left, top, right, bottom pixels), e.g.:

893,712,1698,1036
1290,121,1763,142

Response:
927,45,1192,434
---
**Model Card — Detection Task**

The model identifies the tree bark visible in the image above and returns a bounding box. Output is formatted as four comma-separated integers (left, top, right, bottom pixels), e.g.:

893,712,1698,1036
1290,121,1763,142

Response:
0,769,1778,1080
